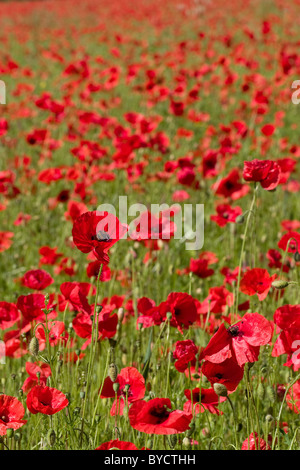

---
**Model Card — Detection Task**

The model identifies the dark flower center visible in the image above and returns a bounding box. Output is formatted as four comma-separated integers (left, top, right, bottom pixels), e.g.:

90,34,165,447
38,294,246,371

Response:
228,325,240,337
92,230,111,242
0,415,8,423
150,405,170,421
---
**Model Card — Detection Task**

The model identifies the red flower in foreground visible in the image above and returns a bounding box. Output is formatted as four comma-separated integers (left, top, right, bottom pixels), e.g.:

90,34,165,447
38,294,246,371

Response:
241,432,271,450
201,313,272,367
202,357,244,392
159,292,197,332
278,231,300,254
240,268,276,301
211,204,242,227
95,440,138,450
72,211,128,265
286,381,300,414
0,395,27,436
129,398,192,435
243,159,281,190
26,385,68,415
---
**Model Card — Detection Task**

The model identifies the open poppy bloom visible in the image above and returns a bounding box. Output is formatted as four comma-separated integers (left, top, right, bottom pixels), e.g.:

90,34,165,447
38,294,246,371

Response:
22,362,52,393
26,385,68,415
286,381,300,413
129,398,192,435
173,339,198,373
100,367,145,415
158,292,197,332
241,432,271,450
0,395,27,436
72,211,128,265
0,302,20,330
200,313,273,367
202,357,244,392
243,159,281,190
183,387,225,415
240,268,276,301
272,305,300,370
73,306,118,349
95,440,138,450
20,269,54,290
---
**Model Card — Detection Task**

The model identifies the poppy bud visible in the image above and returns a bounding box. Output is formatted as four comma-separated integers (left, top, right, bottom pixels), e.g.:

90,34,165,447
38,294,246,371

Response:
80,391,85,399
183,437,191,448
47,429,56,447
266,385,276,402
96,305,103,314
124,384,130,393
166,312,172,321
117,308,124,322
265,414,273,423
108,363,118,382
113,382,120,393
213,383,228,397
257,382,264,401
272,280,289,290
235,214,245,224
14,432,21,442
294,251,300,262
29,336,39,357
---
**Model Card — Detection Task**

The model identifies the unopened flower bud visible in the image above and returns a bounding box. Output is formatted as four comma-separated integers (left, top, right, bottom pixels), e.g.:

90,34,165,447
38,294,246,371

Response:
117,308,124,322
113,382,120,393
47,429,56,447
235,214,245,224
108,363,118,382
29,336,39,357
183,437,191,448
213,383,228,397
294,251,300,262
272,280,289,290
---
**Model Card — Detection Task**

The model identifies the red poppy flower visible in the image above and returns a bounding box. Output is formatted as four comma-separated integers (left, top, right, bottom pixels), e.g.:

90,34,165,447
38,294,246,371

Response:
201,313,272,367
17,293,56,323
241,432,271,450
183,387,225,415
0,302,20,330
100,367,145,415
198,286,234,315
240,268,276,301
60,281,93,314
72,211,128,265
202,358,244,392
129,398,192,435
73,307,118,349
286,381,300,413
0,395,27,436
272,305,300,370
243,159,281,190
20,269,54,290
211,204,242,227
35,321,68,350
160,292,197,332
0,231,14,253
278,231,300,254
26,385,68,415
22,362,52,394
95,440,138,450
213,169,249,200
173,340,198,373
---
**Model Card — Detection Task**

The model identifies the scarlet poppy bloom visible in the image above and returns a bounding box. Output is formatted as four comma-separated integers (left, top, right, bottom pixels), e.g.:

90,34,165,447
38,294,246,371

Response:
272,305,300,370
0,395,27,436
95,440,138,450
22,362,52,393
20,269,54,290
183,388,225,415
278,231,300,254
72,211,128,265
198,286,234,315
17,293,56,323
0,302,20,330
0,231,14,253
129,398,192,435
60,281,93,314
26,385,68,415
173,340,198,373
211,204,242,227
201,313,272,367
35,321,69,350
100,367,145,415
286,381,300,413
213,169,249,200
202,358,244,392
241,432,271,450
73,307,118,349
136,297,165,328
243,159,280,190
159,292,197,332
240,268,276,301
39,246,63,265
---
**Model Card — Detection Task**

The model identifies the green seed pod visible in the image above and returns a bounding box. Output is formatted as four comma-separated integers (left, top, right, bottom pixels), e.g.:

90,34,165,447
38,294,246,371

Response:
272,280,289,290
29,336,39,357
257,382,265,401
14,432,21,442
47,429,56,447
265,414,274,423
213,383,228,397
166,312,172,321
108,363,118,382
113,382,120,393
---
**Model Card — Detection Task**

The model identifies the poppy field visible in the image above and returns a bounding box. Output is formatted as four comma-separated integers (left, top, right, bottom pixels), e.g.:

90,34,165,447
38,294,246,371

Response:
2,0,300,452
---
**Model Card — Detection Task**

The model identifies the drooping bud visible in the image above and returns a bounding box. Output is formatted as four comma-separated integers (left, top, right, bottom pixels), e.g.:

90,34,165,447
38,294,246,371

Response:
235,214,245,224
113,382,120,393
213,383,228,397
47,429,56,447
117,308,124,322
294,251,300,262
272,280,289,290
